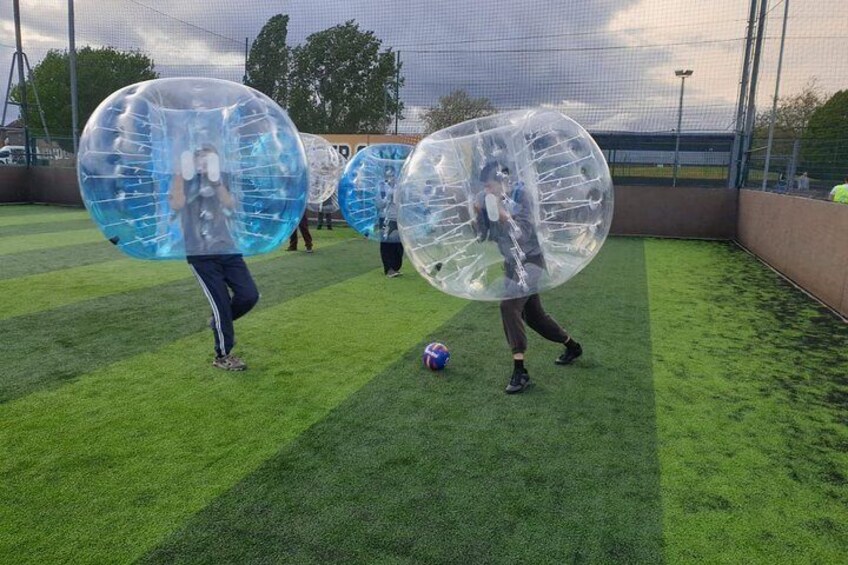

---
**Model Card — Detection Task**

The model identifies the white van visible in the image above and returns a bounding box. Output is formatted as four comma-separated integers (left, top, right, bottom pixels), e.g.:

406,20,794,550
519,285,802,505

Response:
0,145,26,165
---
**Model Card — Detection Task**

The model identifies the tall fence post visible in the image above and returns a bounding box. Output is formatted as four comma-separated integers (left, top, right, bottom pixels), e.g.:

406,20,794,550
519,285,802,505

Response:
68,0,79,155
728,0,758,188
761,0,791,191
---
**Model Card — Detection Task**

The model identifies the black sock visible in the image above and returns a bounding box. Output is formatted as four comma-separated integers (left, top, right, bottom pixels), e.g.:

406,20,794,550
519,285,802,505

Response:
513,358,525,373
565,338,580,351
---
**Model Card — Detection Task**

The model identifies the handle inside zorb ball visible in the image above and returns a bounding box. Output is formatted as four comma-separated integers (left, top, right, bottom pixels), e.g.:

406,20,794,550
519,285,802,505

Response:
180,151,195,181
485,193,500,222
206,152,221,182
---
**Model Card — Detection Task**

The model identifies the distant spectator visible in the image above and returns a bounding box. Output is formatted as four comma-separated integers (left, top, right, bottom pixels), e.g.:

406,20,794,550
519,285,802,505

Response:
797,171,810,191
774,172,789,192
830,177,848,204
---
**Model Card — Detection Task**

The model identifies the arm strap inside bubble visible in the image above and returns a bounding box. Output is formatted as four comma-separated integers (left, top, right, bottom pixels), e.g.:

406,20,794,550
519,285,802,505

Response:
180,151,195,181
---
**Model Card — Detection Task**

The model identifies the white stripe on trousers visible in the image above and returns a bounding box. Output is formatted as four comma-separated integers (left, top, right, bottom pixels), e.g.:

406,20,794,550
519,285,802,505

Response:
189,264,228,356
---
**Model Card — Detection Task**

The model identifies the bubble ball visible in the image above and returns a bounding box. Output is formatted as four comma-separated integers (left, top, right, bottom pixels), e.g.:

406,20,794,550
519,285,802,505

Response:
338,143,414,242
77,77,308,260
307,191,340,214
397,108,613,301
300,133,346,205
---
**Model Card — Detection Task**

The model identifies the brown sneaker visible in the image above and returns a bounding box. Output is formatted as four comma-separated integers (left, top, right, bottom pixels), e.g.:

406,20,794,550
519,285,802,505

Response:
212,354,247,371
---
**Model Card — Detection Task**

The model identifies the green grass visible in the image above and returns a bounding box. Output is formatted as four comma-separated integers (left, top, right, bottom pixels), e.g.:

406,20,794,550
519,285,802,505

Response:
0,232,352,321
0,228,104,255
0,271,467,564
646,240,848,563
0,205,845,563
612,164,728,181
0,206,90,224
142,238,664,564
0,241,124,280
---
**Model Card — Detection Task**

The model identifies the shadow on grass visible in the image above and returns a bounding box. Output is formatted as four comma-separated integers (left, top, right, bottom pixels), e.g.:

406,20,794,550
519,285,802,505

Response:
0,235,372,404
141,238,664,564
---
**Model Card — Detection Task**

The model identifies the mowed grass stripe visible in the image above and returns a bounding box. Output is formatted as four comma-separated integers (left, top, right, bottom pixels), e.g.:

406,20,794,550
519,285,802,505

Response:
0,241,124,281
0,271,466,565
0,218,95,237
0,232,365,403
142,238,665,564
646,240,848,563
0,205,88,224
0,228,103,255
0,229,351,321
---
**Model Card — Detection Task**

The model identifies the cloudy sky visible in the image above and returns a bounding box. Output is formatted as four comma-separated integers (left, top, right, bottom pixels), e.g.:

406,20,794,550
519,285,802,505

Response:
1,0,845,134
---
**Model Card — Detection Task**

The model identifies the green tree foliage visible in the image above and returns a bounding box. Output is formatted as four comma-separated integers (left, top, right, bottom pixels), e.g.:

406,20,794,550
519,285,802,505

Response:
753,79,825,156
245,14,290,105
11,46,157,142
423,89,496,133
802,89,848,181
287,20,403,134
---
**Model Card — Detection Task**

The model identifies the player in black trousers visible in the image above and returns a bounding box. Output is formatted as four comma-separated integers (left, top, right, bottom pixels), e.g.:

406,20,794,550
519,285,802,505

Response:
376,165,404,277
475,162,582,394
169,145,259,371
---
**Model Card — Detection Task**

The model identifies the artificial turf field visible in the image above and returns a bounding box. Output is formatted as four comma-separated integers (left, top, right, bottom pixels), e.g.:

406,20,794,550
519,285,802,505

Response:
0,204,845,564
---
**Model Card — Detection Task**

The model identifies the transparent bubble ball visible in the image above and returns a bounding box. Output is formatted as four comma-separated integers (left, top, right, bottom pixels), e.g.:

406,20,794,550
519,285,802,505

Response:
397,108,613,301
338,143,414,242
308,191,339,214
77,77,308,260
301,133,346,205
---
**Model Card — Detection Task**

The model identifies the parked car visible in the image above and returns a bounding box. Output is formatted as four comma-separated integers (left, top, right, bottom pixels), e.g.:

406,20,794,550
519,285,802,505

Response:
0,145,26,165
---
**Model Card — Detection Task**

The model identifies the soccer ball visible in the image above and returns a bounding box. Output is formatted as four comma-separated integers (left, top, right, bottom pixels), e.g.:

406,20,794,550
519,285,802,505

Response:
423,342,451,371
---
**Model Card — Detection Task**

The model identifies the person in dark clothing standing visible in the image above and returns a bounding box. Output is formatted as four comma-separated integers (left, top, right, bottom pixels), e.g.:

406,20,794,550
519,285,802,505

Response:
475,161,582,394
316,196,334,230
169,145,259,371
376,165,403,277
287,213,313,252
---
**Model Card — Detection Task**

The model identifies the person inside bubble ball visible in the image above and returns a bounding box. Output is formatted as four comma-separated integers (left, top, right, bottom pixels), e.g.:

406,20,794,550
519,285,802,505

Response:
168,144,259,371
376,164,404,277
475,161,583,394
316,194,334,230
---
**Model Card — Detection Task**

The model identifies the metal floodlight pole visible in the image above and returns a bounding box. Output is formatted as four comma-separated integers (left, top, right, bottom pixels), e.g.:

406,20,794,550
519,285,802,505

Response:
68,0,79,155
12,0,30,166
672,69,693,188
761,0,790,191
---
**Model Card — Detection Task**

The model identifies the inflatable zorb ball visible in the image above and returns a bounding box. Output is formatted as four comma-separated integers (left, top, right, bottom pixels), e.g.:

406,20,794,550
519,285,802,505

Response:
338,143,414,242
397,108,613,301
301,133,346,206
78,78,308,259
307,191,340,214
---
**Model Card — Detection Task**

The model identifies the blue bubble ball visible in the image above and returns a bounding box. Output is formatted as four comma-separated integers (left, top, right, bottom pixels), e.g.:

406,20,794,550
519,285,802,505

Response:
338,143,413,242
77,78,308,260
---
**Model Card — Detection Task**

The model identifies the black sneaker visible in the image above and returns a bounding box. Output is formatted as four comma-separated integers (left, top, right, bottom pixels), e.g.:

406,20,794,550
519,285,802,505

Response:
555,341,582,365
505,369,531,394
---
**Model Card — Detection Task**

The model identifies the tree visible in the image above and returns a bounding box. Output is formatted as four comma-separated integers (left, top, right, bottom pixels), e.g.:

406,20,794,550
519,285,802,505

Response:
287,20,402,134
802,89,848,181
753,79,825,157
423,89,496,133
245,14,290,105
11,46,157,144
